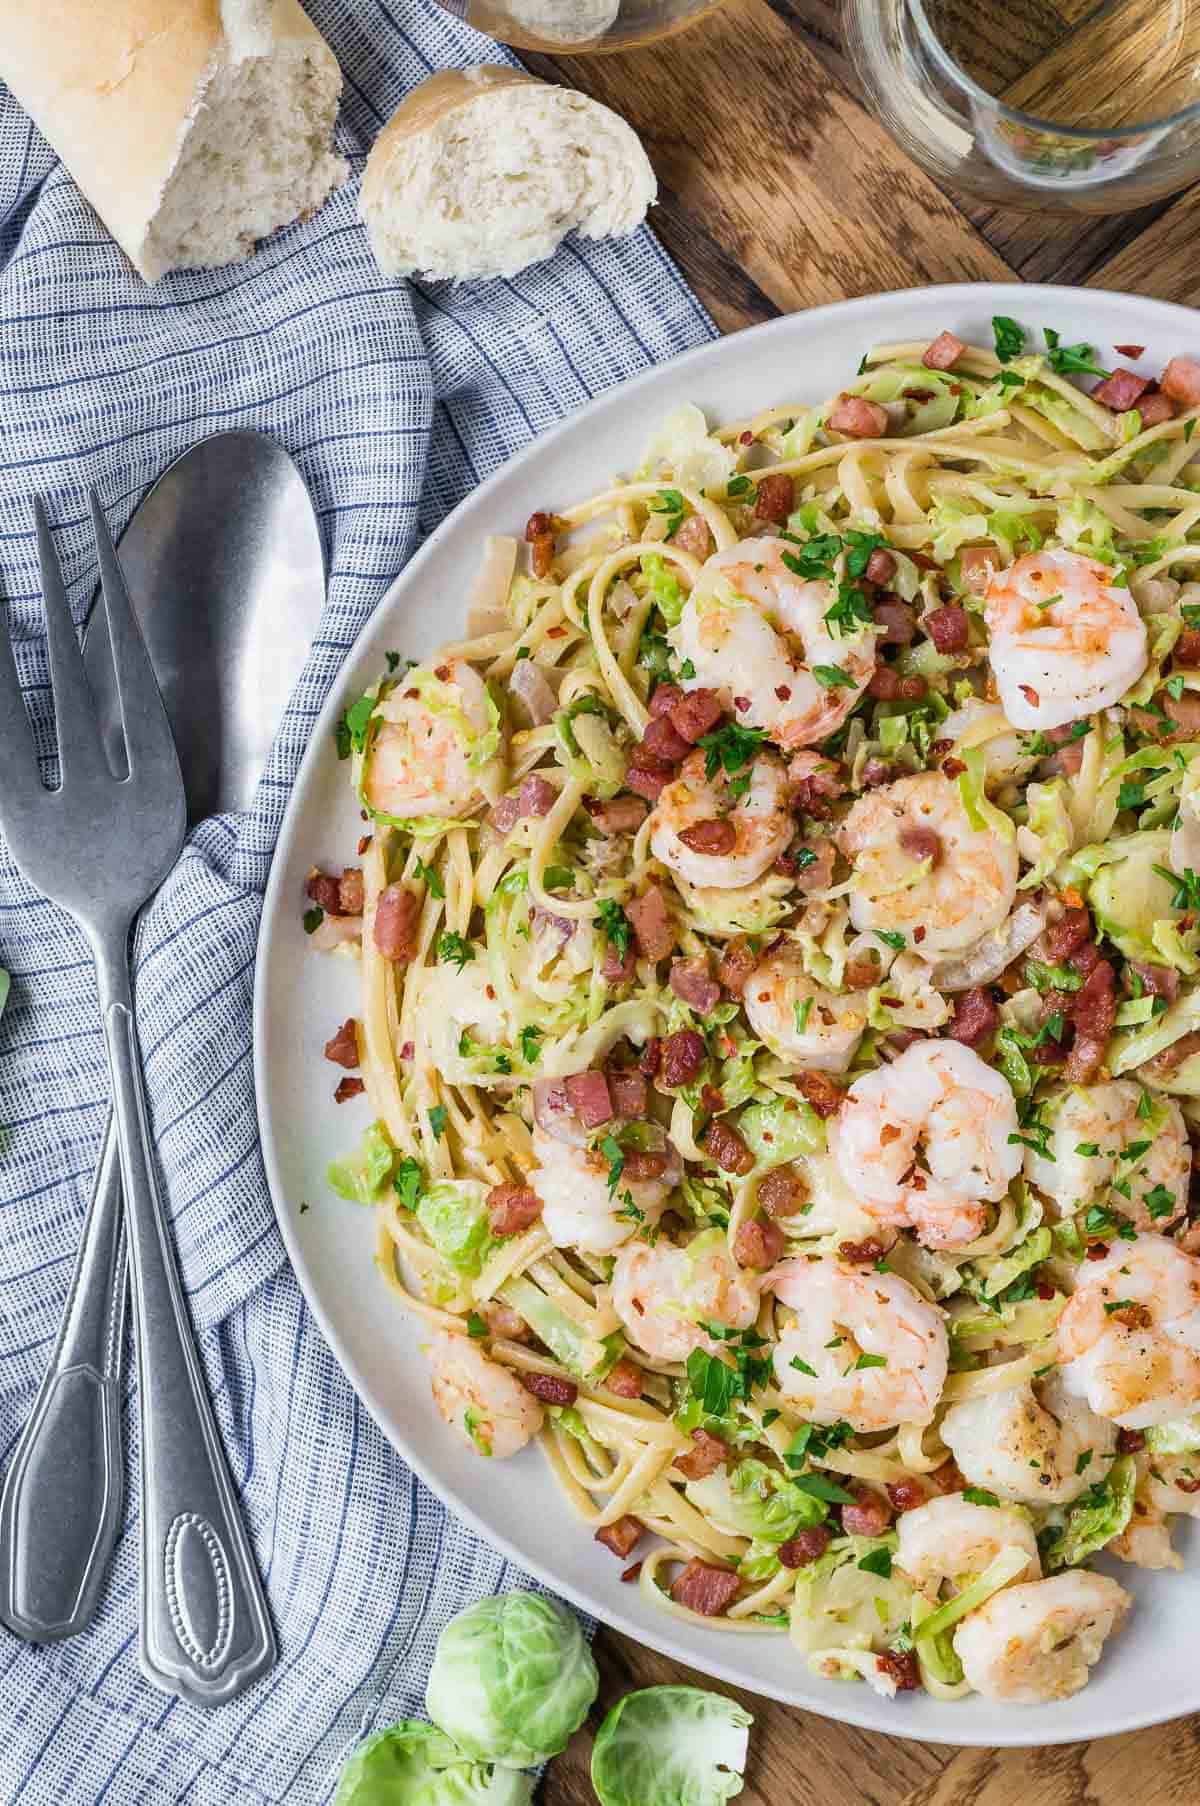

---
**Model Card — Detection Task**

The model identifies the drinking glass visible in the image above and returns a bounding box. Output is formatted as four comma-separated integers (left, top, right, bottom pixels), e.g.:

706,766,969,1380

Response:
435,0,726,52
845,0,1200,213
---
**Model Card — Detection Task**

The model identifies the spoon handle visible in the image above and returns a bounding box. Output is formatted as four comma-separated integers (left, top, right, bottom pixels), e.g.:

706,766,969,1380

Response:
0,1113,127,1641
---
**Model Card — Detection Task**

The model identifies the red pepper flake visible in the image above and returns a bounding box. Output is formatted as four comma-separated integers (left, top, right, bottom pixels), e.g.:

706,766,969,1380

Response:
334,1076,365,1103
357,834,373,855
1114,343,1145,359
941,756,966,778
1086,1241,1109,1260
1019,683,1040,708
775,686,791,701
739,430,754,446
733,696,751,712
620,1561,643,1583
914,926,926,944
547,625,567,639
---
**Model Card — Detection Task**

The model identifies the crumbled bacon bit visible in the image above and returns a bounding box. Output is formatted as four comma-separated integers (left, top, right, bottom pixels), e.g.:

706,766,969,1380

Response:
876,1649,920,1693
521,1370,577,1406
334,1076,365,1103
596,1517,645,1559
605,1359,644,1400
705,1118,755,1178
778,1526,832,1568
673,1429,730,1480
669,1559,741,1616
794,1071,843,1118
324,1019,360,1069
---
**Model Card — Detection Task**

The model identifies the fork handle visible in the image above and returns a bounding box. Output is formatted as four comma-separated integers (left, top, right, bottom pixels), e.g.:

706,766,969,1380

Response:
97,955,276,1707
0,1114,126,1642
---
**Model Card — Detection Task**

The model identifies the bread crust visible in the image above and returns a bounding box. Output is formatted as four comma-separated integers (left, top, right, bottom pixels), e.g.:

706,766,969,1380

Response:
360,66,543,215
0,0,341,278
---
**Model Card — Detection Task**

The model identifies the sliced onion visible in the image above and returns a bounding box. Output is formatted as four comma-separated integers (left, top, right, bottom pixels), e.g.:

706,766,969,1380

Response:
928,898,1048,992
510,657,558,726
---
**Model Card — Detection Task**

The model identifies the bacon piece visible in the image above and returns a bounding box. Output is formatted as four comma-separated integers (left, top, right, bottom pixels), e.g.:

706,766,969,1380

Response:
621,1561,643,1583
670,957,721,1014
1132,390,1176,429
337,868,364,915
1117,1428,1147,1455
564,1070,614,1128
324,1019,360,1069
706,1120,756,1179
923,330,966,371
778,1527,831,1569
759,1165,805,1219
872,597,914,644
886,1479,930,1513
638,1037,662,1080
669,1559,741,1616
732,1216,785,1266
627,884,676,962
673,513,714,561
716,936,757,997
959,546,1001,596
1033,905,1091,964
334,1076,364,1103
605,1358,644,1400
828,394,889,439
789,840,836,892
1162,355,1200,407
518,774,557,818
487,1183,543,1236
1128,961,1179,1004
623,1149,669,1181
489,794,521,834
841,1487,893,1538
673,1429,730,1480
1175,628,1200,668
602,940,638,986
862,758,892,790
373,883,420,962
661,1028,706,1087
306,870,342,915
839,1235,889,1265
649,683,685,719
1092,368,1151,412
521,1370,577,1406
625,762,671,802
596,1517,645,1559
865,548,898,586
876,1650,921,1693
678,817,736,856
589,795,649,834
669,688,724,745
754,471,795,523
923,603,969,652
609,1070,648,1118
1114,344,1145,359
642,714,691,763
794,1071,843,1118
947,986,998,1048
1065,958,1116,1084
869,665,900,702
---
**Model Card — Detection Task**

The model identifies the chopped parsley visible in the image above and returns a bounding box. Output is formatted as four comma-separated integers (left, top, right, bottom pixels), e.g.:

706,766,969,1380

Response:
811,664,854,689
600,1133,625,1196
1145,1184,1176,1219
650,487,686,535
858,1547,893,1578
791,1474,856,1505
1103,1298,1135,1315
302,906,324,935
519,1025,543,1065
781,534,842,581
699,721,768,785
414,856,444,899
790,1356,818,1377
1043,327,1108,380
1153,863,1200,911
338,693,377,760
596,897,633,962
437,931,475,971
394,1158,423,1210
429,1105,448,1140
1075,1449,1094,1475
725,474,753,500
852,1352,888,1371
873,929,906,950
824,580,874,637
962,1487,1001,1508
467,1311,488,1339
1077,1143,1102,1159
1119,1139,1152,1163
992,316,1026,363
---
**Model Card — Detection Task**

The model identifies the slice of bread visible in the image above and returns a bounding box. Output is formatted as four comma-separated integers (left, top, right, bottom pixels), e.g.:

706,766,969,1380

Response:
360,67,657,283
0,0,348,282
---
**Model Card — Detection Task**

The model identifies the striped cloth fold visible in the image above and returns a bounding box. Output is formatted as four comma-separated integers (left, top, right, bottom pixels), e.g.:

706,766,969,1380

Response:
0,4,715,1799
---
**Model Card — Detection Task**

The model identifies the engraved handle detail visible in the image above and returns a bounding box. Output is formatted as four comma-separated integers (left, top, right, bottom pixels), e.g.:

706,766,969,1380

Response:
97,955,275,1707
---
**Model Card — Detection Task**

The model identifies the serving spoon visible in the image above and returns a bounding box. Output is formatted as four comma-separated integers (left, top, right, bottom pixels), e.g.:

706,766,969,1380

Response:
0,432,325,1659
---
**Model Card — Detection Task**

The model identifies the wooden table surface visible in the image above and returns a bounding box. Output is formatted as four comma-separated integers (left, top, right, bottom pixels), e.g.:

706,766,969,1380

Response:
524,4,1200,1800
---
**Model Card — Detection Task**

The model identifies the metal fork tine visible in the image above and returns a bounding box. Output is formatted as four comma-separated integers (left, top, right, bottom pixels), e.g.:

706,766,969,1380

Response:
89,491,176,778
35,499,108,781
0,592,42,816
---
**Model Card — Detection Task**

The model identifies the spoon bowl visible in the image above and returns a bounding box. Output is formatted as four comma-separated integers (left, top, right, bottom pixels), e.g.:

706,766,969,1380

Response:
83,430,325,820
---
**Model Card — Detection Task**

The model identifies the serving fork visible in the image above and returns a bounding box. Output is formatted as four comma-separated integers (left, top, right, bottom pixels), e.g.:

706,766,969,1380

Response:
0,495,275,1704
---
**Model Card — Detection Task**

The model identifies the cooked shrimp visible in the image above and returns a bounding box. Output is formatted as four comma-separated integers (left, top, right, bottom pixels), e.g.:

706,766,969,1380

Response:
530,1126,679,1255
611,1233,759,1362
363,656,504,821
1025,1082,1188,1232
838,770,1019,958
1147,1454,1200,1521
831,1039,1021,1250
1056,1233,1200,1428
767,1257,949,1430
940,1373,1117,1507
896,1494,1040,1593
953,1572,1132,1704
650,747,792,890
427,1330,543,1458
743,941,870,1073
984,549,1148,733
669,537,877,750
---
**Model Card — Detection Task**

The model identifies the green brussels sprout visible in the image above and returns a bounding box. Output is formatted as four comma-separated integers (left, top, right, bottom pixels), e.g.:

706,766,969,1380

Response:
590,1687,752,1806
426,1593,598,1768
333,1721,532,1805
327,1121,398,1206
1089,830,1178,964
1042,1456,1136,1573
737,1095,825,1170
684,1458,827,1545
416,1180,494,1277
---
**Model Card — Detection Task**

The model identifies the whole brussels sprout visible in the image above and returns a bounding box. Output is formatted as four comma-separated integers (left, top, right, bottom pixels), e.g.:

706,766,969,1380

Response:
426,1592,598,1768
591,1686,752,1806
333,1721,533,1805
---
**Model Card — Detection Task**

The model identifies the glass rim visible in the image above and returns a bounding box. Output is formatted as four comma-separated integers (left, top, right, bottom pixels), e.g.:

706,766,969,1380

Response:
909,0,1200,141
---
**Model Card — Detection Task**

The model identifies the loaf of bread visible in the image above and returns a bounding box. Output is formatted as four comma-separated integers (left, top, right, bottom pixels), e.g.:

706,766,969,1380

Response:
360,67,657,283
0,0,348,281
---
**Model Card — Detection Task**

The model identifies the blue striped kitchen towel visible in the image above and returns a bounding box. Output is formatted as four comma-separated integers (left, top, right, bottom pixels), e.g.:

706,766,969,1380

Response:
0,2,716,1799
